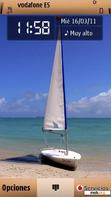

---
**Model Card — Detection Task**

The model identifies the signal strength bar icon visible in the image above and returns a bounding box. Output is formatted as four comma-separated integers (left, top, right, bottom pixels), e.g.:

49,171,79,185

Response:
108,8,111,14
0,2,3,14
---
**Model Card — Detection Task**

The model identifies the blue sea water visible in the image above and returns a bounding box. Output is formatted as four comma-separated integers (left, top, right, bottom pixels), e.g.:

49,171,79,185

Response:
0,118,111,163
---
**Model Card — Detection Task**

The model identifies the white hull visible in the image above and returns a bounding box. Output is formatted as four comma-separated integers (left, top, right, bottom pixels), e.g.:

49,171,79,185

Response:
40,149,81,170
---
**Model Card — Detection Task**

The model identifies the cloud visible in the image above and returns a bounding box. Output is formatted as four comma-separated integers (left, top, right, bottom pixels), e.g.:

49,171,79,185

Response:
0,89,111,117
67,89,111,117
0,97,6,105
0,91,47,117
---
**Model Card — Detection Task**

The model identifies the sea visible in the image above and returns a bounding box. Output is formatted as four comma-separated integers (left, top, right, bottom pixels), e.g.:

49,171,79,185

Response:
0,118,111,171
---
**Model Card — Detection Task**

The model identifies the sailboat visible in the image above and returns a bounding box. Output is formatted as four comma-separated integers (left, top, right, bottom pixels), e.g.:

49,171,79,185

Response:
40,28,81,170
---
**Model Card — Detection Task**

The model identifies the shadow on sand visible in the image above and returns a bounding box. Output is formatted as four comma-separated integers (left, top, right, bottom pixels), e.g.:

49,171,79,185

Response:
1,155,75,171
1,154,41,164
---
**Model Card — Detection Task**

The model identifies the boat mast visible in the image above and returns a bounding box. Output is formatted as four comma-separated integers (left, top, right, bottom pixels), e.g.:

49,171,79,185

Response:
59,18,68,154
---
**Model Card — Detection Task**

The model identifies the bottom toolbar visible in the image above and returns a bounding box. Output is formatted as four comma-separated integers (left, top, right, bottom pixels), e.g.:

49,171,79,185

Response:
0,178,111,197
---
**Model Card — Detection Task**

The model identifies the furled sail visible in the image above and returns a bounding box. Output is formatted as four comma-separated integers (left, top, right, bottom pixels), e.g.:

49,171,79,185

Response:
43,30,67,131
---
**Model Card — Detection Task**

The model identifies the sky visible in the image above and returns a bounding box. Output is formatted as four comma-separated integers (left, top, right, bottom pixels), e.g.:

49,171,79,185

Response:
0,15,111,117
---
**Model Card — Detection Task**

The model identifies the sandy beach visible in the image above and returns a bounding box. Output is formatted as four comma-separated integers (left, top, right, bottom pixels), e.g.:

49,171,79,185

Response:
0,160,111,178
0,150,111,179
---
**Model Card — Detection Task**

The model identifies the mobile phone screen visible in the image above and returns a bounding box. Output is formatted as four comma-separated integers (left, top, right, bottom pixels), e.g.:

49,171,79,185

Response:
0,1,111,197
